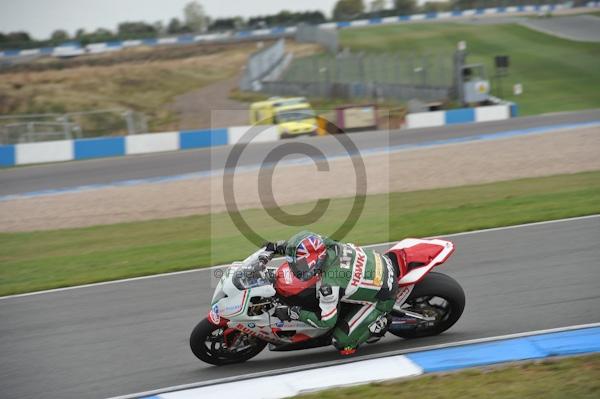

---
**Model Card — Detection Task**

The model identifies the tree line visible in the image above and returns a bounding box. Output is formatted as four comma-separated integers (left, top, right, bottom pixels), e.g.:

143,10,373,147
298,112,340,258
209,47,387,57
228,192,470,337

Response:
333,0,573,20
0,0,583,50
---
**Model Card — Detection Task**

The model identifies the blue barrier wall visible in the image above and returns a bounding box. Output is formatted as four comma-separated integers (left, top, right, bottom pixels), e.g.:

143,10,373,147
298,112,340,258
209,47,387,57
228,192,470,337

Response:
0,128,233,167
1,102,518,167
0,145,15,166
445,108,475,125
180,128,228,149
74,137,126,160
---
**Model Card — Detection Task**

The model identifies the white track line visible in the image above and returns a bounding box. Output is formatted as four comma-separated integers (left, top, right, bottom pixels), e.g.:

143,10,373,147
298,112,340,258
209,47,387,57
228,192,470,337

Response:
107,322,600,399
1,214,598,301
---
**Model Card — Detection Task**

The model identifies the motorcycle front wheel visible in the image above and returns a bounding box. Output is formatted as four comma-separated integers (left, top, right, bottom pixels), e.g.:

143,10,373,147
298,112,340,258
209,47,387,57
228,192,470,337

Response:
190,318,267,366
389,272,465,339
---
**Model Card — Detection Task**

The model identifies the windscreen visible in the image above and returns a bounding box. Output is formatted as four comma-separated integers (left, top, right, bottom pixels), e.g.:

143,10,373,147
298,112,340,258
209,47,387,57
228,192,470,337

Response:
231,257,271,290
275,109,315,123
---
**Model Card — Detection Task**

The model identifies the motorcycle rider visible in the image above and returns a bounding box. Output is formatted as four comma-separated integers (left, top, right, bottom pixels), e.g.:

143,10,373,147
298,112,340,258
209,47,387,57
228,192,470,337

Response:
266,230,399,355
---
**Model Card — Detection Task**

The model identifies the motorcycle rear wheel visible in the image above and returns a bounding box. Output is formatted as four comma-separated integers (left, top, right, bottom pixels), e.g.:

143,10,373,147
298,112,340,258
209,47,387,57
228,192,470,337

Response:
190,318,267,366
389,272,465,339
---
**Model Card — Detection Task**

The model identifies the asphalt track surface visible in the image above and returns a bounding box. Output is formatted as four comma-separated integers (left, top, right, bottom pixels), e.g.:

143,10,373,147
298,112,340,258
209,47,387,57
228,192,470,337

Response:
1,109,600,197
521,14,600,42
1,216,599,399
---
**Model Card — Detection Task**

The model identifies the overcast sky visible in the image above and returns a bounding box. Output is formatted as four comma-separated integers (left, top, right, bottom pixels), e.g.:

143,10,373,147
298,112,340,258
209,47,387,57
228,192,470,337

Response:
0,0,345,39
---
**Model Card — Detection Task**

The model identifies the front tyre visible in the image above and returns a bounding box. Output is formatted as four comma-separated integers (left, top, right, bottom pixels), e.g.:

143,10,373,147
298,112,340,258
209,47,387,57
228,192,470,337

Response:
190,318,267,366
389,272,465,339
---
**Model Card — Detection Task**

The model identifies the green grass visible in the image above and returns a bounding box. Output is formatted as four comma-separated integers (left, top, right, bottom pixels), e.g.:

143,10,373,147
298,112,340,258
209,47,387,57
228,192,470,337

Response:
296,354,600,399
1,171,599,296
335,22,600,115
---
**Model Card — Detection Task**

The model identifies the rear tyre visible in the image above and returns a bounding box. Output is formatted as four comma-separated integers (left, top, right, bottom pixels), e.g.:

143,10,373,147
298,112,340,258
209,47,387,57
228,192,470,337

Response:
190,318,267,366
390,272,465,339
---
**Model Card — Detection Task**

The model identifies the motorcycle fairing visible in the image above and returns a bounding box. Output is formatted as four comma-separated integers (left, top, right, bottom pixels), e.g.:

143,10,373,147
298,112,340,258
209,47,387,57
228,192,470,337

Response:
211,262,327,345
385,238,455,287
220,314,328,345
212,269,275,319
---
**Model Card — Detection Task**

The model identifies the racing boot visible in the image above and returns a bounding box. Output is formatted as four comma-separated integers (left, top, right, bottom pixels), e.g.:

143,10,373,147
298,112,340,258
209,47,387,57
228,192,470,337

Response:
339,346,357,355
333,338,358,355
366,314,390,344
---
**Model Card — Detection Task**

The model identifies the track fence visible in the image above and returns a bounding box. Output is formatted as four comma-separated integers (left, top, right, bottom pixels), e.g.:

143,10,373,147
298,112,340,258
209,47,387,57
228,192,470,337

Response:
262,51,454,102
0,109,148,144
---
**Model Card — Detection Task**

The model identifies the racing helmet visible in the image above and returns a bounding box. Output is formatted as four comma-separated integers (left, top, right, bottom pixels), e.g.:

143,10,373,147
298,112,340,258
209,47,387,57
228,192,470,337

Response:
285,231,328,281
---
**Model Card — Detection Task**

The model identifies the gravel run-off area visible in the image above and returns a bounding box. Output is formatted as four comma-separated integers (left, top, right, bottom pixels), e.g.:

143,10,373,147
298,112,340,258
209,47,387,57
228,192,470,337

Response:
1,126,599,232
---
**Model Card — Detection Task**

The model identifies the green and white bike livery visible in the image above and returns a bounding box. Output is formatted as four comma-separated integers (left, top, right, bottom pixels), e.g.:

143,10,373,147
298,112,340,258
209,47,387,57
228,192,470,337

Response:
190,238,465,366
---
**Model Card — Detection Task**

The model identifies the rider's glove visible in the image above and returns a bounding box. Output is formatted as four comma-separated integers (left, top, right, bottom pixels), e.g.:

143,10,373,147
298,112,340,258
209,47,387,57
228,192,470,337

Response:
274,305,301,321
289,306,301,320
257,252,272,267
264,240,287,255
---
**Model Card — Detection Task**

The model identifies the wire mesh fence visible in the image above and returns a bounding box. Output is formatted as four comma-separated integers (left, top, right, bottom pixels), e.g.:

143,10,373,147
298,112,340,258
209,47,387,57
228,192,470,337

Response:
0,109,148,144
262,51,455,102
283,52,454,87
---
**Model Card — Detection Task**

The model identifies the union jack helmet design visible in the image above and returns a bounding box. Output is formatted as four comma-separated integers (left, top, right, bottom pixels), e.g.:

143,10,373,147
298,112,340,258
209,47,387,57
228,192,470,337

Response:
285,231,328,280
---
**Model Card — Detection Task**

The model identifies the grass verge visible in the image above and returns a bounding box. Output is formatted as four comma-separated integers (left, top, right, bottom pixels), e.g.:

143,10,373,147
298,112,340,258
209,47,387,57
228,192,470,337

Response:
295,354,600,399
335,22,600,116
1,170,599,296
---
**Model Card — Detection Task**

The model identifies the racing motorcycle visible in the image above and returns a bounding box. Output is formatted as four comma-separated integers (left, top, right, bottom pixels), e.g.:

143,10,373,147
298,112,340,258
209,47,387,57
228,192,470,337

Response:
190,238,465,366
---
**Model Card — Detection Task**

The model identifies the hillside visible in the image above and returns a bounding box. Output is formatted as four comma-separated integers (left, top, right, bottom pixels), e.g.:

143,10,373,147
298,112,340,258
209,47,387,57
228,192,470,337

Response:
0,42,259,132
338,21,600,115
